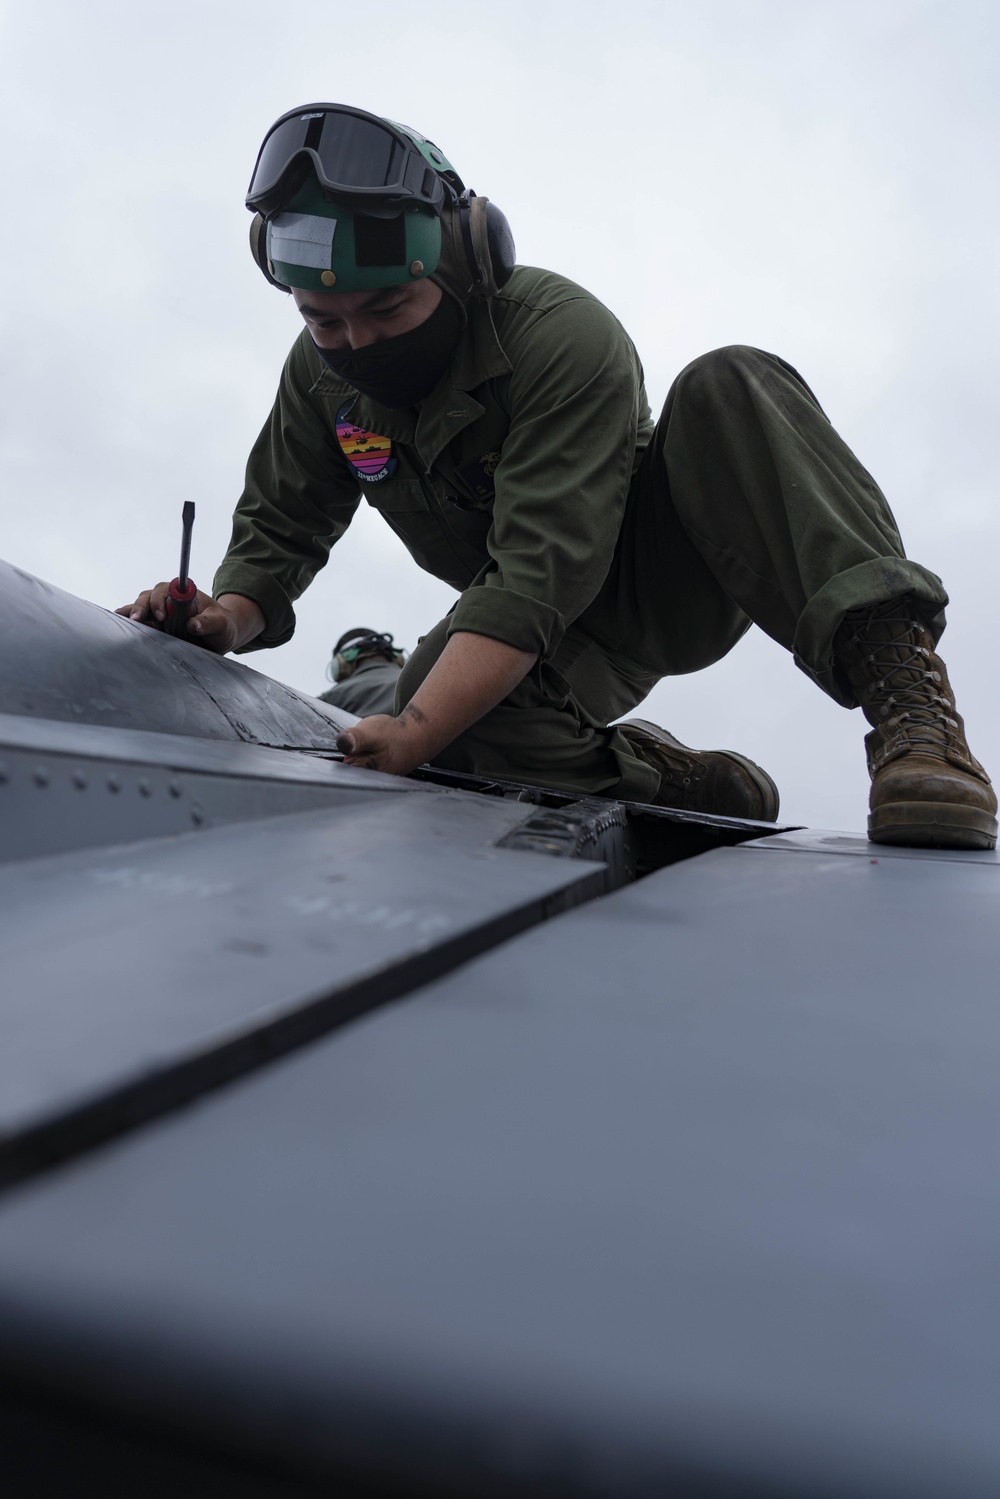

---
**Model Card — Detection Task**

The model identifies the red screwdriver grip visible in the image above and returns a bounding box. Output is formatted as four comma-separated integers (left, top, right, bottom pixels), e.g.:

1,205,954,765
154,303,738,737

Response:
166,577,197,608
165,576,198,635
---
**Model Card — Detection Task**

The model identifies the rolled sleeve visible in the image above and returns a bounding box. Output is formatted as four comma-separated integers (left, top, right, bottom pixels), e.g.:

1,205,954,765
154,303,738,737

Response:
448,580,564,656
211,561,297,651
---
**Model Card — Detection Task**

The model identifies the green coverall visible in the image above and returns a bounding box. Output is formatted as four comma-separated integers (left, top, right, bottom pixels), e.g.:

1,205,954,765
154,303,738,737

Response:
319,657,402,719
214,266,947,801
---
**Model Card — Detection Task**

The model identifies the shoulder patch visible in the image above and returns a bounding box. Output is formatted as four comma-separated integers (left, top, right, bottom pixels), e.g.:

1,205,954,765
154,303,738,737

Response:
336,402,397,484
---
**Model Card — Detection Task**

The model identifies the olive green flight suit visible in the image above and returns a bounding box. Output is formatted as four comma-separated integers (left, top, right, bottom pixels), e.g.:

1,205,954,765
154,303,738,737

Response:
319,657,401,718
215,267,947,801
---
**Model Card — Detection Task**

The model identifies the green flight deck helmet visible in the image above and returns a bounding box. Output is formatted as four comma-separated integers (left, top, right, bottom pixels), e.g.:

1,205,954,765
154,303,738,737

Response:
246,103,515,300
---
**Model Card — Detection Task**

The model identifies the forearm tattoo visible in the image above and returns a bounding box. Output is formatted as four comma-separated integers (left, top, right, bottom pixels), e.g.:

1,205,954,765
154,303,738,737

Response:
399,702,428,727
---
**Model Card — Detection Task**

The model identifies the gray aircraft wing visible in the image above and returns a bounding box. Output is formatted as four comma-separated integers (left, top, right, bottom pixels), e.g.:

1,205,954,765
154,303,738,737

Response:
0,557,998,1498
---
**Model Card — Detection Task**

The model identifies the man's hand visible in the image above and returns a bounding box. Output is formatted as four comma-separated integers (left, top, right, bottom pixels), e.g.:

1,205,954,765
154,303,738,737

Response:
115,588,264,655
337,709,433,777
337,632,539,777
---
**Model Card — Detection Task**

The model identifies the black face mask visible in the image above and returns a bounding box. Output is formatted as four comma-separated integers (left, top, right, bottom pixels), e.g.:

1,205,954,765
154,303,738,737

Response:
314,292,464,409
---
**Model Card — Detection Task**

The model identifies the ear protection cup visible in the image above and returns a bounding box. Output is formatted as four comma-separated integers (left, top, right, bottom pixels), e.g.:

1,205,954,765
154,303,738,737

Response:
458,192,516,297
483,201,516,289
249,212,291,292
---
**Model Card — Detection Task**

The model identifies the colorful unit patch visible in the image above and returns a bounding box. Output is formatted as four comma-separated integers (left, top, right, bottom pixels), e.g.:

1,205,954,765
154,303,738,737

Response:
336,402,397,484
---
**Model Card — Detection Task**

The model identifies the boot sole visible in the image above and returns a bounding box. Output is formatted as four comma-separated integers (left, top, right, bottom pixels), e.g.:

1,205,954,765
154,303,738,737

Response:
619,719,780,821
869,801,998,850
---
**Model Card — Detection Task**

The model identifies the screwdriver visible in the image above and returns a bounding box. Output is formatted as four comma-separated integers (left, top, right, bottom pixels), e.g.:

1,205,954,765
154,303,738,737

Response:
165,501,197,637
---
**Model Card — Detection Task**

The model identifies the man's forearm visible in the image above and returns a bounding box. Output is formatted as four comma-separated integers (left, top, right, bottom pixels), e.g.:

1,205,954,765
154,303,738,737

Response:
400,631,538,762
337,630,538,776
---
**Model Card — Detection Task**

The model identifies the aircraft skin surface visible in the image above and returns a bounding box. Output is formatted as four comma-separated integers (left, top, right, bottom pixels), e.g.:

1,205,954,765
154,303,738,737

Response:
1,559,358,747
0,556,999,1498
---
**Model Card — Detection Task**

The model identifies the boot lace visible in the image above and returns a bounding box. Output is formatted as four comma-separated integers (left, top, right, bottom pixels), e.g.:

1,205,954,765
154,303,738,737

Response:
843,606,960,753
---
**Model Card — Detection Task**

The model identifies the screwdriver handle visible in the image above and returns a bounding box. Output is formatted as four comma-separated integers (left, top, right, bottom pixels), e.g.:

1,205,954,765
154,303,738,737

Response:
165,576,197,636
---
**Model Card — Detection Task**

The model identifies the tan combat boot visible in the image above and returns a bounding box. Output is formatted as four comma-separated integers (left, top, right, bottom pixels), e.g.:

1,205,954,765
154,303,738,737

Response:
617,719,780,821
834,600,997,849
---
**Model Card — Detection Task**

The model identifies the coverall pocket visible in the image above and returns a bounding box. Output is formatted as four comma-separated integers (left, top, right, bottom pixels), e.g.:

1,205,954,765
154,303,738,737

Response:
361,481,430,513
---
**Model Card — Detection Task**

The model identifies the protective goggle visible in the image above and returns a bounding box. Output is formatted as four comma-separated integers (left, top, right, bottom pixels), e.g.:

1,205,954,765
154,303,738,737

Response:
328,629,407,684
246,103,463,219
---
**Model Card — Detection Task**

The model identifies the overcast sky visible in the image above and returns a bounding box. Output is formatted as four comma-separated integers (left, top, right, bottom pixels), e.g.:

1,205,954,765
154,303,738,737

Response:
1,0,997,832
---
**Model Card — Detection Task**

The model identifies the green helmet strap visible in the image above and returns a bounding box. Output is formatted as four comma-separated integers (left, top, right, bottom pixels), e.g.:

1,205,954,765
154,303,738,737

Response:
386,119,462,187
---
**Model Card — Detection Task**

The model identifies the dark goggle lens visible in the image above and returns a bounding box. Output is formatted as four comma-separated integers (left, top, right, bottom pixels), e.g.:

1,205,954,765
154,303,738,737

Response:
313,115,405,189
248,109,422,214
248,113,316,206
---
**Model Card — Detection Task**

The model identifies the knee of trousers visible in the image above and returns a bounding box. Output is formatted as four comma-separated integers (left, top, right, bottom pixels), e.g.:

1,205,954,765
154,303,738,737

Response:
671,345,770,410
